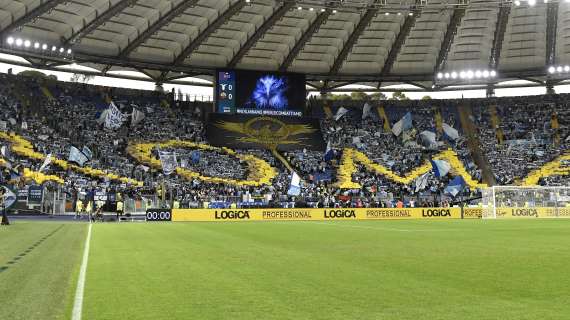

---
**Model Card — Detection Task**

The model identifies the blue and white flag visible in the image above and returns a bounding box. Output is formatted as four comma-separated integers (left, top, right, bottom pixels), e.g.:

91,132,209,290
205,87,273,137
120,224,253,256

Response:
96,109,108,125
82,146,93,160
287,172,302,196
39,153,52,173
159,150,177,175
419,130,437,148
431,159,451,178
131,107,145,126
104,102,126,130
324,141,334,162
444,176,466,197
69,146,89,167
392,112,412,136
335,107,349,121
442,123,459,141
414,173,430,193
362,103,372,120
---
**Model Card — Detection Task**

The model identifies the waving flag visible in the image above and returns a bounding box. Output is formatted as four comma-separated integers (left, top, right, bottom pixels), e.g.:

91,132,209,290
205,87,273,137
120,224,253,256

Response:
431,159,451,178
39,153,52,173
419,130,437,148
335,107,349,121
442,123,459,141
104,102,126,130
287,172,302,196
324,141,334,162
82,146,93,160
414,173,430,193
69,146,89,167
362,103,372,120
444,176,466,197
131,107,146,126
159,151,178,175
392,112,412,136
97,109,108,125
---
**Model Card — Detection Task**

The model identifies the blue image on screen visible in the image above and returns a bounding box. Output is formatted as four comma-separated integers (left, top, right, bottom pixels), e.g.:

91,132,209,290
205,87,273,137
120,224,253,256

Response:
248,75,288,110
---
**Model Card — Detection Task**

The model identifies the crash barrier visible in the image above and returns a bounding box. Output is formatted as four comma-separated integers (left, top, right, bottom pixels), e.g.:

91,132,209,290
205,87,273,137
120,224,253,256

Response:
145,207,475,222
145,207,570,222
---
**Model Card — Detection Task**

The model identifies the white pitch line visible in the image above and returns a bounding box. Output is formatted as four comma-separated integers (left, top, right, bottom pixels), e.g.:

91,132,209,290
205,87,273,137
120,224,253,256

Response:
72,222,92,320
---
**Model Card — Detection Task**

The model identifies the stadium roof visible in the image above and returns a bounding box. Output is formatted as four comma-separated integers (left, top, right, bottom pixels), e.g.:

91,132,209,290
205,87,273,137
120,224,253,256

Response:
0,0,567,92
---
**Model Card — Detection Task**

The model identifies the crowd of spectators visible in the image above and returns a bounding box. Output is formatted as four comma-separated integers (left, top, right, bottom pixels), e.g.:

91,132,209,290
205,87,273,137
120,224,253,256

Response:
473,95,569,185
0,73,568,211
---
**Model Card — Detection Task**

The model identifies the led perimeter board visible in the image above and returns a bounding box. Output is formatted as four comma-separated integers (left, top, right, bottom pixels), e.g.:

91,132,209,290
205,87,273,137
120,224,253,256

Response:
215,69,306,117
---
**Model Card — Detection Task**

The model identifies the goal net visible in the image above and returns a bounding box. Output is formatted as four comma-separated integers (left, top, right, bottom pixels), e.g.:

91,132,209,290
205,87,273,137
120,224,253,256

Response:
481,186,570,219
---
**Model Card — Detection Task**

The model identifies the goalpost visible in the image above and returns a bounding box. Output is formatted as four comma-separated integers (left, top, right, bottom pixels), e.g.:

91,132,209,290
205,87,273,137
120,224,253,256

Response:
481,186,570,219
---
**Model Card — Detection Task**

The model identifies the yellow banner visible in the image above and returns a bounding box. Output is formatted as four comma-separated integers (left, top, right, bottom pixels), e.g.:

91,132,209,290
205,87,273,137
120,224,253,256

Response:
463,208,483,219
172,207,461,222
495,207,570,218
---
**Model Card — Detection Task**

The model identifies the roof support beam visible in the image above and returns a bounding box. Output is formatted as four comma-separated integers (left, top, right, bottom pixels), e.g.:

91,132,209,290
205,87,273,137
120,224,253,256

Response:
546,1,559,66
227,2,294,68
380,12,416,77
403,81,429,90
118,0,201,58
0,0,69,38
279,11,331,72
329,9,377,75
171,1,247,67
65,0,138,45
489,6,510,69
436,8,465,71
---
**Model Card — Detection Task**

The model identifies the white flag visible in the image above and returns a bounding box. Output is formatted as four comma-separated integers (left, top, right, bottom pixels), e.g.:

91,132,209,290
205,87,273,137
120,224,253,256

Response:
419,130,437,148
414,173,429,193
131,107,146,126
159,151,178,175
104,102,126,130
97,109,108,125
362,103,372,120
39,153,52,172
69,146,89,166
392,112,412,136
442,123,459,141
82,146,93,160
335,107,349,121
287,172,302,196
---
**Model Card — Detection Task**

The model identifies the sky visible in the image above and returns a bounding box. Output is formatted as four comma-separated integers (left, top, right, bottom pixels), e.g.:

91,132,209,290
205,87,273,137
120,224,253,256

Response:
1,53,568,101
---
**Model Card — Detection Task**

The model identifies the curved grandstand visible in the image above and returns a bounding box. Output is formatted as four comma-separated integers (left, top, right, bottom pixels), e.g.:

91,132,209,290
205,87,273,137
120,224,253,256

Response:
0,0,567,212
0,72,567,210
2,3,570,320
0,0,568,92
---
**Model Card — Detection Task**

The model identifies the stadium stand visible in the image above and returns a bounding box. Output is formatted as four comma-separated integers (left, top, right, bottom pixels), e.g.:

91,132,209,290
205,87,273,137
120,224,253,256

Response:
0,73,568,212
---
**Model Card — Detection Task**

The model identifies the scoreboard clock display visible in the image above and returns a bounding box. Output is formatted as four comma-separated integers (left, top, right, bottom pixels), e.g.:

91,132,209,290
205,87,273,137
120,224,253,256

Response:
145,209,172,222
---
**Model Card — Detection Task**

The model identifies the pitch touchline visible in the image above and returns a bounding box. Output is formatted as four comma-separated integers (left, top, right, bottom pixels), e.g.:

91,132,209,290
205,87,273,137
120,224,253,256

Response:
72,223,92,320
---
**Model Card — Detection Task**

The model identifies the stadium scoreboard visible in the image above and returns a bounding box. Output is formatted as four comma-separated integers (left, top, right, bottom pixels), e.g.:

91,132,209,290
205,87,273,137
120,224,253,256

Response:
215,69,306,117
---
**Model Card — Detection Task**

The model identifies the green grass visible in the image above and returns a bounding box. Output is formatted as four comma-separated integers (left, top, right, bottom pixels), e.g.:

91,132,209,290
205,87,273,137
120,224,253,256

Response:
0,221,87,320
3,220,570,319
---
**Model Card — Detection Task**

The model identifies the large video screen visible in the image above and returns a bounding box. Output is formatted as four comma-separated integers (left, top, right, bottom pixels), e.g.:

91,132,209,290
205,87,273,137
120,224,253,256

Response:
215,69,306,117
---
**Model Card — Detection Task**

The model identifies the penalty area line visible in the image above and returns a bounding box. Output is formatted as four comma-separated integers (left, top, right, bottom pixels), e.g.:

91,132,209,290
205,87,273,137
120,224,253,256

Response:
72,223,92,320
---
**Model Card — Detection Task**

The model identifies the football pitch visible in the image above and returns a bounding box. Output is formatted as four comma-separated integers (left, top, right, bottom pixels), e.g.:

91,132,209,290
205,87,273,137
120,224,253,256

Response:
1,219,570,320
